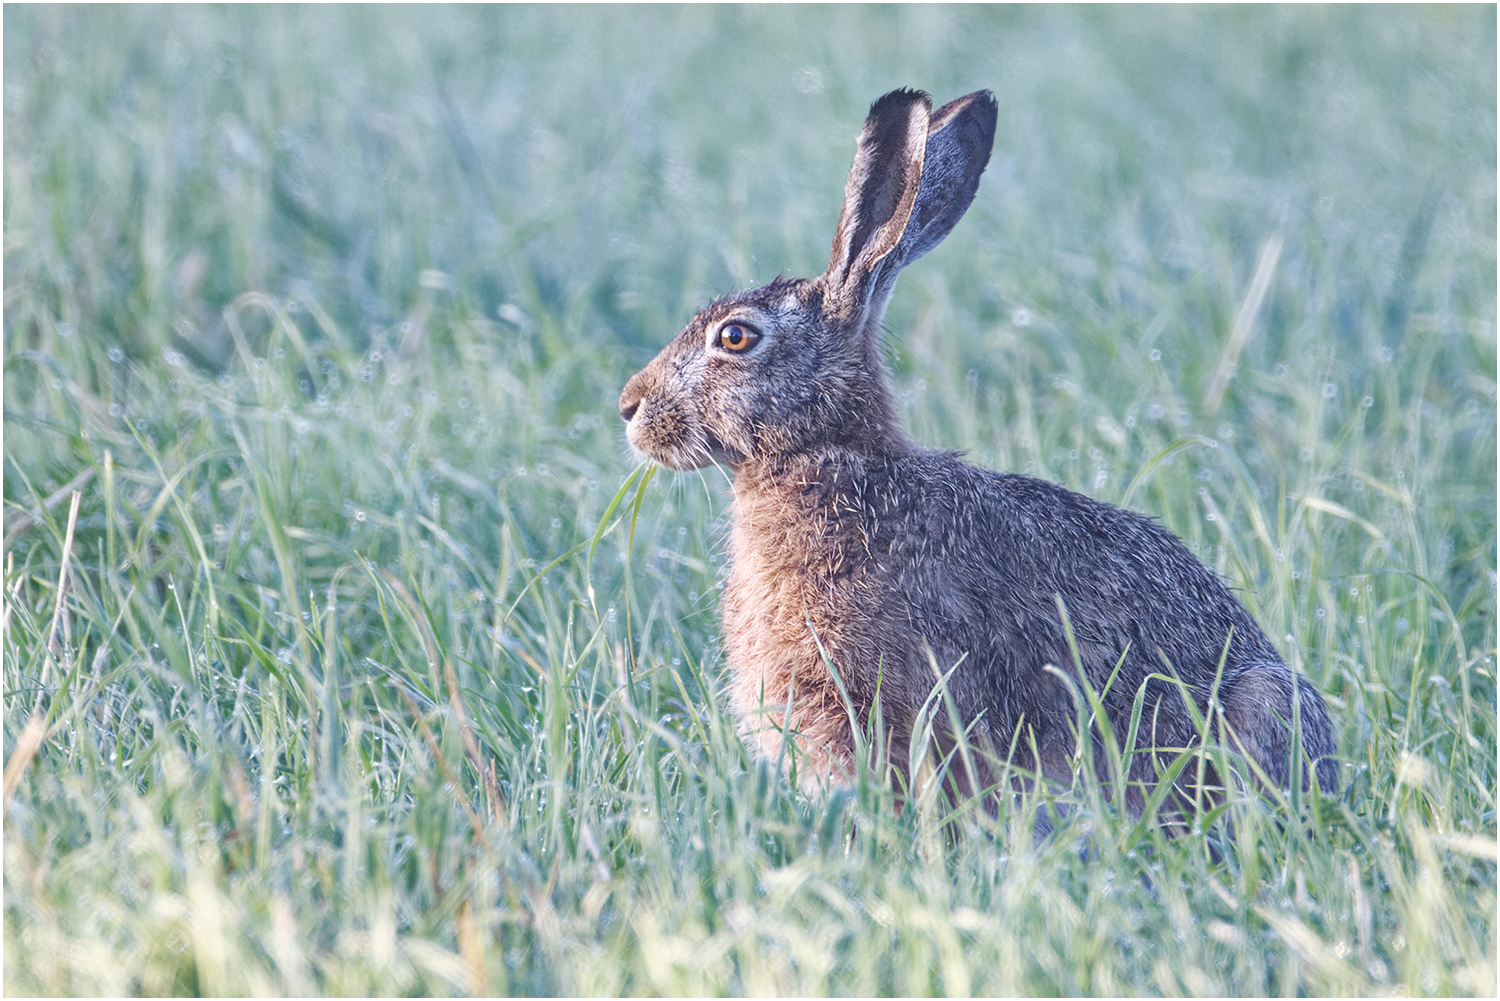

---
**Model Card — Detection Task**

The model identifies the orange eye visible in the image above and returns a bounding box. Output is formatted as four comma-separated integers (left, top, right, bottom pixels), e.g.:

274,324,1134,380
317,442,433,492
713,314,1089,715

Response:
718,323,761,353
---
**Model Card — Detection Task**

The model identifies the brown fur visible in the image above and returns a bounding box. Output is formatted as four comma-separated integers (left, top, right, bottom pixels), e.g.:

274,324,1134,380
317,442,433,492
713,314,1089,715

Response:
619,88,1337,810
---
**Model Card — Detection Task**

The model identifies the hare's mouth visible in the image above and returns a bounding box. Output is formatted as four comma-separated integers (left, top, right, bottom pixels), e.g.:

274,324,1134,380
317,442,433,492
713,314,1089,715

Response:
646,433,744,472
625,406,742,471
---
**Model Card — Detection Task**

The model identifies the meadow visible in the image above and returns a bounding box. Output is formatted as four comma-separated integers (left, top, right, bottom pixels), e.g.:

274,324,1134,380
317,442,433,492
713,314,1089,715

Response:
3,5,1495,996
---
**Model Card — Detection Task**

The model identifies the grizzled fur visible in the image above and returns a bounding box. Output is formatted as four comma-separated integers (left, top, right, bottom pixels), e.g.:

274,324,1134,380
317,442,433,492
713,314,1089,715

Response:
620,88,1337,808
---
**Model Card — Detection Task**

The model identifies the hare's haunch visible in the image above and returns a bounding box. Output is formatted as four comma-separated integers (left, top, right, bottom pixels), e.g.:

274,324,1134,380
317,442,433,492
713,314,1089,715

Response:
620,88,1336,809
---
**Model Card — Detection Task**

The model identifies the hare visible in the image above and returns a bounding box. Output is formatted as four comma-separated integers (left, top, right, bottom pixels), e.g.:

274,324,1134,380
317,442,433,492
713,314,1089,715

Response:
619,88,1336,815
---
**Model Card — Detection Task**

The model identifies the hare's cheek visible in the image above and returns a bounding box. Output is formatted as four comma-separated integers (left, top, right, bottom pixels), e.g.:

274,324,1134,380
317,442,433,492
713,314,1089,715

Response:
702,391,759,459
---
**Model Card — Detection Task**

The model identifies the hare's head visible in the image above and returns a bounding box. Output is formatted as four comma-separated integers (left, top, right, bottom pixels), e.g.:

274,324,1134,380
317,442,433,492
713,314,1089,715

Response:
620,88,998,471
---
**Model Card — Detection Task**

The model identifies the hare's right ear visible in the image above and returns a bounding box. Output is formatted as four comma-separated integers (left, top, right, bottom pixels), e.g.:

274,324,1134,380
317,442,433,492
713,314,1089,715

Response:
892,91,998,272
824,89,998,328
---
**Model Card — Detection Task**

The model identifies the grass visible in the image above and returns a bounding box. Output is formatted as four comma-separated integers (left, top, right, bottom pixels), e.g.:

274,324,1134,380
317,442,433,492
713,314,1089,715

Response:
3,5,1495,996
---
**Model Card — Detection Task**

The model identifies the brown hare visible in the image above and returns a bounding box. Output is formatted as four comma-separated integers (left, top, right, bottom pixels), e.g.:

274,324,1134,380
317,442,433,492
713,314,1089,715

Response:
619,88,1336,816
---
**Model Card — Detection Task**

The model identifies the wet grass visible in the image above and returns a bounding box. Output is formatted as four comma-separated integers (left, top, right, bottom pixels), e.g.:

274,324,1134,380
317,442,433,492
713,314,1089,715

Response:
3,5,1495,996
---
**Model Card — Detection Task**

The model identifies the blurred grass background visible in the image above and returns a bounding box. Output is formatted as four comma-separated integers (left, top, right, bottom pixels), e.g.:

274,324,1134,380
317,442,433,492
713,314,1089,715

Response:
3,5,1495,996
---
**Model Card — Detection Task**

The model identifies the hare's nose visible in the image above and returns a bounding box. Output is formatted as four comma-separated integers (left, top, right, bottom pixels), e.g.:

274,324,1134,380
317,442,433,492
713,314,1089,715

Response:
620,373,648,422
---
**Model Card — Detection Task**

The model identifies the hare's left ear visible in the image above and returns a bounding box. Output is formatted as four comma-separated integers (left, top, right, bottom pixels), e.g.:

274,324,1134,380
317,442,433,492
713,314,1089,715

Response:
824,89,997,327
824,89,932,319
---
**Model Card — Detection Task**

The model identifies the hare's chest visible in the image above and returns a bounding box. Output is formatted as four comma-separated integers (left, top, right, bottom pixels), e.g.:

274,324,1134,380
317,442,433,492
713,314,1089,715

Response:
720,533,834,668
722,491,879,638
721,503,902,685
719,523,891,781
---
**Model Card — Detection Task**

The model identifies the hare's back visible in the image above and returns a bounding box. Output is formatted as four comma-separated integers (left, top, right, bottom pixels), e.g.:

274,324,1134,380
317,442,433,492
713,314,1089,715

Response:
893,455,1283,690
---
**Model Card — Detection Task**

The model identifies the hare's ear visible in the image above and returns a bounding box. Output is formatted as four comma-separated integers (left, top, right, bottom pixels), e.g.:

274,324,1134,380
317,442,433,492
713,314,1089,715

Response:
890,90,998,271
824,89,932,318
824,89,998,326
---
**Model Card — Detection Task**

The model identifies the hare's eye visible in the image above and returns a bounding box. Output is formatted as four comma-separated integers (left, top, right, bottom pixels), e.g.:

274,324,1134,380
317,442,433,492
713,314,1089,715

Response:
718,323,761,353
